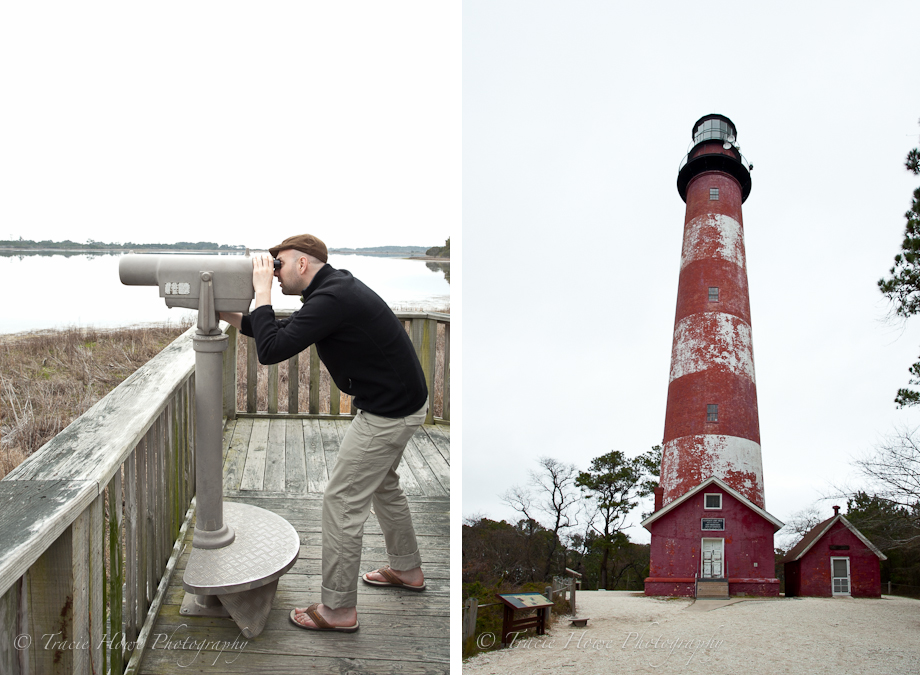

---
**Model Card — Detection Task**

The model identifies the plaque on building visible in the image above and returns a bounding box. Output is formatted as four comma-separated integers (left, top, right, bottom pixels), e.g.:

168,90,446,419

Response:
701,518,725,531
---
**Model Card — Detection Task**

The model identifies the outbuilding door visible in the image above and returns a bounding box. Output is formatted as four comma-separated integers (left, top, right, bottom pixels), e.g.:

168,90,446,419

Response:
831,557,851,596
701,539,724,578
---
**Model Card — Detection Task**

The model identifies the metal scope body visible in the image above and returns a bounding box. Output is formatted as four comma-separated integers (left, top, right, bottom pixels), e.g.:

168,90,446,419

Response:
119,254,254,312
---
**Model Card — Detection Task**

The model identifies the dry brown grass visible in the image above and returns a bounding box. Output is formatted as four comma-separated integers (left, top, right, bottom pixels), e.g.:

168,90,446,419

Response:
0,320,194,479
1,308,450,480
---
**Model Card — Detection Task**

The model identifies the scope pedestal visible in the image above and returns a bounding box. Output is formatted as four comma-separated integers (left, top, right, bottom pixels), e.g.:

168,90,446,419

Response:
179,272,299,638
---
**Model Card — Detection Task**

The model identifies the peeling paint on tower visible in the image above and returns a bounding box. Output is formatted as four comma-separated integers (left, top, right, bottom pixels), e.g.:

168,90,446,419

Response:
644,114,783,598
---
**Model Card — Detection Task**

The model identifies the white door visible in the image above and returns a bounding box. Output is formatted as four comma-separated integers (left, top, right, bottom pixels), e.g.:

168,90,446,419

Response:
701,539,724,578
831,557,851,596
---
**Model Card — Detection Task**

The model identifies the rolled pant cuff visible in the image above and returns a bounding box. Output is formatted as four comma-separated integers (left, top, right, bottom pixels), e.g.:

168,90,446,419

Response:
321,584,357,610
388,548,422,571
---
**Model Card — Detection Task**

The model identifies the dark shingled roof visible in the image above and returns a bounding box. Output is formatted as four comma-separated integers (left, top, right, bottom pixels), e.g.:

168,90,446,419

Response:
782,514,887,563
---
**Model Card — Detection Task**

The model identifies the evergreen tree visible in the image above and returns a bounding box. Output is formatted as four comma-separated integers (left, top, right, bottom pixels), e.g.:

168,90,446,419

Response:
878,119,920,406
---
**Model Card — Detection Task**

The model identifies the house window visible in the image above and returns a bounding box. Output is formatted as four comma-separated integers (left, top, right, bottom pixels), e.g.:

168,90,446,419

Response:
707,404,718,422
704,493,722,510
708,287,719,302
710,188,719,200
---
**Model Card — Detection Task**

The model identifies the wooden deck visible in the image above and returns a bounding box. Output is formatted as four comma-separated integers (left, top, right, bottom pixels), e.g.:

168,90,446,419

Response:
136,417,450,675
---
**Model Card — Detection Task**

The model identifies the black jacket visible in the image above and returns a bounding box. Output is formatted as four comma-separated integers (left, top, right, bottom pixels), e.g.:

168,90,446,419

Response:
240,264,428,418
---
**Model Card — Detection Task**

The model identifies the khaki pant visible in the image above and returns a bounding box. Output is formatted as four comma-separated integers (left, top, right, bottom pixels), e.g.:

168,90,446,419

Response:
320,403,427,609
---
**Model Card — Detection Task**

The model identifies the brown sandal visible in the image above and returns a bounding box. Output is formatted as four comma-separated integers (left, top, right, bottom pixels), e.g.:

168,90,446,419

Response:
289,603,359,632
361,565,426,591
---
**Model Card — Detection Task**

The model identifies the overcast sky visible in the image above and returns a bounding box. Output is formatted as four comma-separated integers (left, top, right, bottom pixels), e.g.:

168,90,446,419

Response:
463,1,920,542
0,3,453,250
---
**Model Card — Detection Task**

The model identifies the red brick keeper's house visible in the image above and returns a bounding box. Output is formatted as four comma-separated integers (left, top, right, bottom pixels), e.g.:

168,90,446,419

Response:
783,506,887,598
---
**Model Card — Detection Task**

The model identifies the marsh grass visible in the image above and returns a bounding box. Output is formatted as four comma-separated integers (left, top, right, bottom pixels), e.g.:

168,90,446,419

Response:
0,320,194,478
1,308,449,479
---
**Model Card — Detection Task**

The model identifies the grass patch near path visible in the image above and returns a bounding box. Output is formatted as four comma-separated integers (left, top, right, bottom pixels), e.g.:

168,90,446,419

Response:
0,320,193,479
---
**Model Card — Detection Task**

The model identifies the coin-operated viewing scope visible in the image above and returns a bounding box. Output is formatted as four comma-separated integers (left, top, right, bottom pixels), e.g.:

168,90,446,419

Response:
119,254,255,313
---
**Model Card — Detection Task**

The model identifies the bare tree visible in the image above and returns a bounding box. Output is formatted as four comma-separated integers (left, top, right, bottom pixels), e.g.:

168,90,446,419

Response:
776,503,826,553
501,456,580,580
852,427,920,508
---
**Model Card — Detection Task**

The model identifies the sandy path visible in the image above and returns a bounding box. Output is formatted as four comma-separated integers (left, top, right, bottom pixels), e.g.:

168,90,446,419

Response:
463,591,920,674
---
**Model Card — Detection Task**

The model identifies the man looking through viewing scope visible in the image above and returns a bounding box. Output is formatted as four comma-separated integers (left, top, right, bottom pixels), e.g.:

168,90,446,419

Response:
219,234,429,633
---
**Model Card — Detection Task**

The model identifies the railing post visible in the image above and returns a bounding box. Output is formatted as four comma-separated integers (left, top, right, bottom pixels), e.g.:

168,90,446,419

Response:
442,321,450,421
223,325,239,420
246,338,258,413
410,316,437,424
309,345,320,414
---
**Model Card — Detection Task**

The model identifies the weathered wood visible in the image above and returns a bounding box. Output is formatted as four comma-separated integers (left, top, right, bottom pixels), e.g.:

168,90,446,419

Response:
442,321,450,421
401,438,448,497
330,379,341,415
302,418,328,493
71,509,90,675
421,424,450,463
241,418,270,491
0,579,22,675
24,525,73,674
125,449,139,652
6,326,196,488
89,492,104,673
108,471,124,674
267,363,279,414
408,432,450,493
247,336,258,413
0,481,96,599
222,417,253,492
309,344,320,414
136,437,149,626
223,324,239,420
319,419,342,474
409,317,438,425
287,353,299,413
284,419,307,494
263,418,286,492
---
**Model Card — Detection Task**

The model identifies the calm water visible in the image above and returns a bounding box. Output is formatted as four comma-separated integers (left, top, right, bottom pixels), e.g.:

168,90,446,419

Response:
0,252,449,334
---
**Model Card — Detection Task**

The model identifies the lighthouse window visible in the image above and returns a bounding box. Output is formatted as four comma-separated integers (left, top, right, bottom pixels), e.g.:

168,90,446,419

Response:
704,494,722,510
706,404,718,422
710,188,719,200
708,287,719,302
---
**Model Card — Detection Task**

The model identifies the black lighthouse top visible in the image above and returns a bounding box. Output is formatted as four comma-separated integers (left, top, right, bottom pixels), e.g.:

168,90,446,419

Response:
677,113,752,204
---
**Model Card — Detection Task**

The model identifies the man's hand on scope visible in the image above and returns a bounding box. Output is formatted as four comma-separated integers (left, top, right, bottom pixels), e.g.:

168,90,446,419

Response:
253,253,275,310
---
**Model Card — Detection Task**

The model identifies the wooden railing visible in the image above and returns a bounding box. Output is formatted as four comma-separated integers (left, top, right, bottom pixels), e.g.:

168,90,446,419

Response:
0,325,198,675
224,310,450,425
0,309,449,674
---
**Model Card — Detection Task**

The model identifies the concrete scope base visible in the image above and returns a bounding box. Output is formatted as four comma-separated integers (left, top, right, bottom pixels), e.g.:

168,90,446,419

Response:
181,502,300,637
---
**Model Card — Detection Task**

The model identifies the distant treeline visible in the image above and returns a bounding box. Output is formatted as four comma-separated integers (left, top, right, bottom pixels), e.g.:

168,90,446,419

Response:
426,237,450,258
330,245,428,255
0,238,245,251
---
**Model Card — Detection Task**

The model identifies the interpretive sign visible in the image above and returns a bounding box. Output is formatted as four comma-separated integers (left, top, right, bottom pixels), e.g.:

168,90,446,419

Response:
701,518,725,531
496,593,553,647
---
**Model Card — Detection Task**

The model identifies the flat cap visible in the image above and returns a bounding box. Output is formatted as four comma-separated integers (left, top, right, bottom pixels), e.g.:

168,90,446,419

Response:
268,234,328,262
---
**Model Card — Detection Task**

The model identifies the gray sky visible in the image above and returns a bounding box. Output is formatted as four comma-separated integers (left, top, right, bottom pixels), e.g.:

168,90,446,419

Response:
463,1,920,542
0,3,453,250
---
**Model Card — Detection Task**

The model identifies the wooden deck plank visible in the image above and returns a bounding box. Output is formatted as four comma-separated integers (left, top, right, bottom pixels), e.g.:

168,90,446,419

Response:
138,424,449,675
262,419,286,492
302,419,328,493
283,419,307,494
318,419,341,474
240,418,270,491
421,424,450,463
400,440,448,497
407,432,450,494
222,418,252,492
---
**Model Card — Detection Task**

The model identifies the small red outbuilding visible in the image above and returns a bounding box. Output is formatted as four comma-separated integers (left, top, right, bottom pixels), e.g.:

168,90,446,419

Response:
783,507,887,598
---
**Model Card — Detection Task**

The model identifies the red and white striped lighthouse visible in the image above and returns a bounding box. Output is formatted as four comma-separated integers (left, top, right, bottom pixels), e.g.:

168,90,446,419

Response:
661,114,763,508
643,115,783,598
